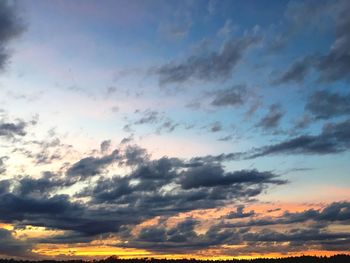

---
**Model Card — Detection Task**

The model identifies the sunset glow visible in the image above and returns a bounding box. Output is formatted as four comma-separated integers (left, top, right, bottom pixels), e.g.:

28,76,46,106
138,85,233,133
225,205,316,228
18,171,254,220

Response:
0,0,349,260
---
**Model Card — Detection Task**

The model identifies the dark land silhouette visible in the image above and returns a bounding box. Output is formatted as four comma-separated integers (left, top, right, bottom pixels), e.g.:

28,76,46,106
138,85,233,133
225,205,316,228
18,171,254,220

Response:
1,255,350,263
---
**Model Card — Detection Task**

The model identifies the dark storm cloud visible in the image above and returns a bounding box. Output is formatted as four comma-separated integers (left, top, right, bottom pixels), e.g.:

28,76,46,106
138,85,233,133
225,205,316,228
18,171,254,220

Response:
76,155,284,224
0,228,32,258
76,175,133,204
179,164,285,189
124,219,241,253
249,118,350,157
0,142,348,254
0,193,80,221
125,204,350,254
66,149,119,178
0,1,25,71
0,193,115,240
14,173,76,197
156,35,261,85
317,201,350,222
159,203,347,254
210,85,247,107
122,145,149,166
0,144,286,246
306,90,350,119
273,0,350,84
0,180,10,195
0,120,27,137
256,104,284,131
0,182,127,237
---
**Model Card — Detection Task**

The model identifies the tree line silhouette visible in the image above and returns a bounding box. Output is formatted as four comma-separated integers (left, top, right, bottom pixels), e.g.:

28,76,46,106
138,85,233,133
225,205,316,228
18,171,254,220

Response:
1,255,350,263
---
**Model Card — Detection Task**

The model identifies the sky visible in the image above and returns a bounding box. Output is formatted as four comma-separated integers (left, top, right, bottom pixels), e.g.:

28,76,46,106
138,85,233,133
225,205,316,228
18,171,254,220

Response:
0,0,350,259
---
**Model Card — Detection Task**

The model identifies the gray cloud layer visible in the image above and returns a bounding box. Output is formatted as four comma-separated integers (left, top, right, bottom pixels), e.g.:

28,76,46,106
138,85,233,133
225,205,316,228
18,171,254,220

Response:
0,1,25,70
273,0,350,84
157,35,261,85
306,90,350,120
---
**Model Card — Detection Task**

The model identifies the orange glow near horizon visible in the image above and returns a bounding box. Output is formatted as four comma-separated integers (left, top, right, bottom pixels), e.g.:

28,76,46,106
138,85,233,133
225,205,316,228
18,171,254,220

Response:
0,223,13,230
32,244,151,258
32,243,350,260
2,201,350,260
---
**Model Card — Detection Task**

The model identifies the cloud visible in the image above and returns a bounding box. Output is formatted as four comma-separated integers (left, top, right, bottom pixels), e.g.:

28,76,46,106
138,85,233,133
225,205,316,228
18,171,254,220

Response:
179,164,286,189
316,0,350,83
273,0,350,84
66,149,119,179
124,202,350,254
243,228,350,244
266,0,331,53
28,137,71,165
100,139,112,154
157,120,180,134
256,104,284,131
134,110,160,125
223,202,350,228
0,120,27,137
272,56,315,85
210,85,247,107
207,0,218,16
218,135,233,142
0,180,10,195
74,154,285,232
14,173,75,197
122,145,149,166
0,228,32,258
0,143,286,247
0,176,127,237
8,129,73,166
218,19,236,38
293,114,313,130
192,118,350,162
159,22,191,40
0,156,8,174
250,118,350,157
156,35,261,85
189,151,244,164
127,110,181,135
0,1,25,71
0,141,348,255
306,90,350,119
209,121,222,133
225,205,255,219
124,219,241,253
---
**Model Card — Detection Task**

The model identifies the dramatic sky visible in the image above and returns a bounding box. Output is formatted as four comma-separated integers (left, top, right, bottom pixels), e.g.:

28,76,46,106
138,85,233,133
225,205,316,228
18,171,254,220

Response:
0,0,350,259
